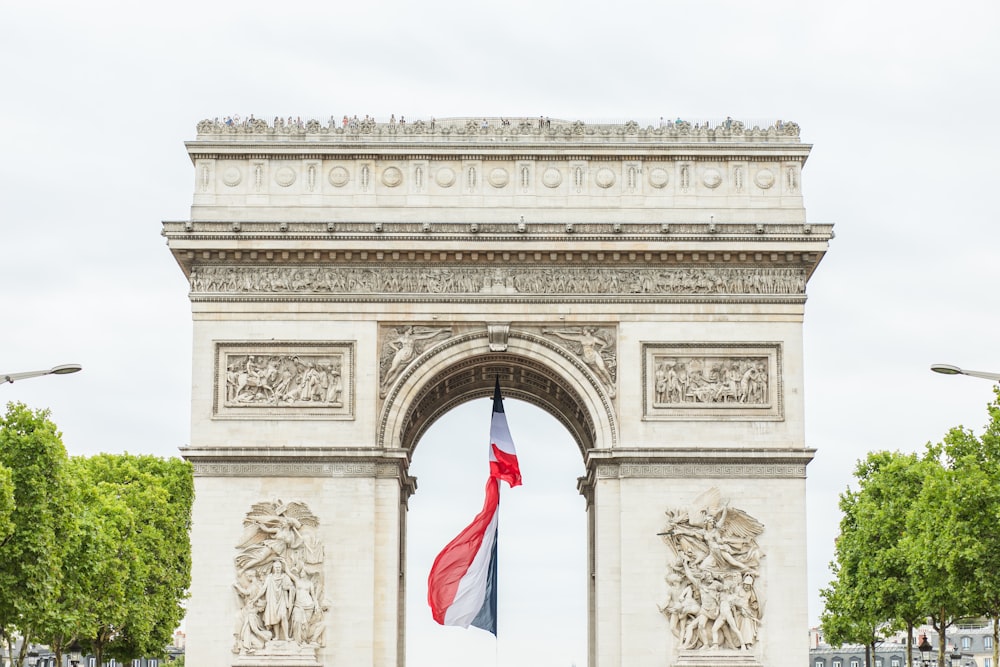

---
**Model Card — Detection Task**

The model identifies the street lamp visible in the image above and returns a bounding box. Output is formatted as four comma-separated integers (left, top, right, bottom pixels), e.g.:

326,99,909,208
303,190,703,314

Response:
1,364,82,385
930,364,1000,383
67,640,82,667
918,633,934,667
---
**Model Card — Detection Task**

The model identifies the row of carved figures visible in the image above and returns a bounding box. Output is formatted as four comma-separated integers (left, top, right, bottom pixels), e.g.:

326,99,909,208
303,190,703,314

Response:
191,266,808,297
197,117,800,138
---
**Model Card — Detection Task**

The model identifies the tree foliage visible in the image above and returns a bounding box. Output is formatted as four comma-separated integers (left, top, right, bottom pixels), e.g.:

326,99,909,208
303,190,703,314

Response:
823,387,1000,667
0,464,13,543
821,451,929,666
0,402,69,666
72,454,193,665
0,403,193,666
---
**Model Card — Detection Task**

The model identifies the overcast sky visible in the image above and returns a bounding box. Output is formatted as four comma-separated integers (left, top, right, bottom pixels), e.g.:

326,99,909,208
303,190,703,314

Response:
3,1,999,665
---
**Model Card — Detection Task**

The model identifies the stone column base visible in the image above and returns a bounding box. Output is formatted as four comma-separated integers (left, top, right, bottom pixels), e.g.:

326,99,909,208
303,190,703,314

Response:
232,640,321,667
673,649,762,667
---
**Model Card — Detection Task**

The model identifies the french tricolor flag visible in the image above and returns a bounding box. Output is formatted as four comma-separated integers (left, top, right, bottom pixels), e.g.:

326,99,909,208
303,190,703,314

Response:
427,378,521,635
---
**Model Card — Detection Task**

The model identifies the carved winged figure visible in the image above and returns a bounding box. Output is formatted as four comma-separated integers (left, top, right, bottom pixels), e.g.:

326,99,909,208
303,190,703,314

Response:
235,501,318,573
379,326,451,396
232,500,327,656
658,488,764,651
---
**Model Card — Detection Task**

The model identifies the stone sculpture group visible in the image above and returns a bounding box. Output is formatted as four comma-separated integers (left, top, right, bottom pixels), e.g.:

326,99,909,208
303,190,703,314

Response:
658,488,764,651
232,501,327,657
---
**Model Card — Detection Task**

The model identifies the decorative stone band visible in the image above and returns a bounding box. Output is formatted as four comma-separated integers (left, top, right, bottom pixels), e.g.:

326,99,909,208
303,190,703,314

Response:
576,449,814,500
190,265,807,299
598,462,809,479
180,447,417,497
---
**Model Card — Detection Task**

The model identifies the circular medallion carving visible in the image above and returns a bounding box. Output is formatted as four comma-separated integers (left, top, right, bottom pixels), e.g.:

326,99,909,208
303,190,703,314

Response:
702,168,722,189
274,166,296,187
542,168,562,189
648,167,669,189
754,169,775,189
435,167,456,188
328,166,350,187
595,168,616,189
488,168,509,188
222,167,242,187
381,166,403,188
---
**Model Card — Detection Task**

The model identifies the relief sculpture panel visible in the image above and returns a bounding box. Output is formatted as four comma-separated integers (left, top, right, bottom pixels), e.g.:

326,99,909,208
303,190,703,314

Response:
233,500,327,660
190,265,807,298
214,342,354,420
643,343,781,421
658,488,763,653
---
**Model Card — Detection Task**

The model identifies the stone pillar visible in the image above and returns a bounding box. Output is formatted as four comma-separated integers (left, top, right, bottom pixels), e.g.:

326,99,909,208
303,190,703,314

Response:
580,451,812,667
184,450,413,667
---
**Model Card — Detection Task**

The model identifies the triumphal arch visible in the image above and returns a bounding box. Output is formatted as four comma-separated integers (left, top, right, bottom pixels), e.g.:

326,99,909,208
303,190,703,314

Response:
164,115,831,667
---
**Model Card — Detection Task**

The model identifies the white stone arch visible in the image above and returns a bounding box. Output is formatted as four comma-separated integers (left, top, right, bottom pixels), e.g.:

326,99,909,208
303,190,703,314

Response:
378,328,618,456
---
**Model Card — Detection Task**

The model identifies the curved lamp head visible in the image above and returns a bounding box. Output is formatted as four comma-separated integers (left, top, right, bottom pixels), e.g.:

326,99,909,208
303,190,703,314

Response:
931,363,1000,383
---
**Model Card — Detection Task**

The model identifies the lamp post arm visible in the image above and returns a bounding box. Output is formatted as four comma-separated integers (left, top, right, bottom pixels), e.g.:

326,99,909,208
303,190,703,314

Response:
958,368,1000,383
1,364,82,384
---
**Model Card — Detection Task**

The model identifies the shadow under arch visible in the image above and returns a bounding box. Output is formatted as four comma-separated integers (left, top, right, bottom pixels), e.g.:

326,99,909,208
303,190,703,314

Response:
378,329,618,458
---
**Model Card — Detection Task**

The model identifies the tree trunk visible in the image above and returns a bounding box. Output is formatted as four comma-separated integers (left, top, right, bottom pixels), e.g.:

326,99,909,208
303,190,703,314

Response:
906,621,914,667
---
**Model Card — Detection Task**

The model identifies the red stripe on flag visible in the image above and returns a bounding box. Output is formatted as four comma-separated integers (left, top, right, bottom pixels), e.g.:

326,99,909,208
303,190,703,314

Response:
427,477,501,624
490,443,522,488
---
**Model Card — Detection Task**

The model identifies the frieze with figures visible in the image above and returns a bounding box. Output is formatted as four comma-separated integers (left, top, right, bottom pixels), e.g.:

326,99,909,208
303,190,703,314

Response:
643,344,782,420
658,488,764,653
214,343,354,420
191,265,807,298
654,356,768,406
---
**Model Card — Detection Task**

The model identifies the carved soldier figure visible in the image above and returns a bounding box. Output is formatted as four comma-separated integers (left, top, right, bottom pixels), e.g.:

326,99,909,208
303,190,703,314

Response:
258,560,295,641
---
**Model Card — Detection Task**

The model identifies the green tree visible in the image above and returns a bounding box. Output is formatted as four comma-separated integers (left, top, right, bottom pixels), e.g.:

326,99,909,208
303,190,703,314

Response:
0,464,13,542
821,451,930,667
899,449,966,667
72,454,193,665
936,387,1000,667
0,403,69,666
32,456,125,666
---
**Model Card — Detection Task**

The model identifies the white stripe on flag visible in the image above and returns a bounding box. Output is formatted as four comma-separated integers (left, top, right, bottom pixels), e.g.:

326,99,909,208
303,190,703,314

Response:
442,505,499,627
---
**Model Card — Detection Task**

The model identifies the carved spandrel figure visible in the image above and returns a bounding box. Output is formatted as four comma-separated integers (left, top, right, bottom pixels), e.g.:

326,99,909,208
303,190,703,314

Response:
543,327,616,397
658,488,764,651
379,326,451,396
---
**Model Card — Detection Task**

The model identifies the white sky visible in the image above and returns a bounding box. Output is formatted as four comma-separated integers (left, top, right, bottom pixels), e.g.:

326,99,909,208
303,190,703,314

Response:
2,1,999,665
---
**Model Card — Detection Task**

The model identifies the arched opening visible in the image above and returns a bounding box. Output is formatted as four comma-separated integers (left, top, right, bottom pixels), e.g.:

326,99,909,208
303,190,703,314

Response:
405,396,588,666
379,329,618,454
